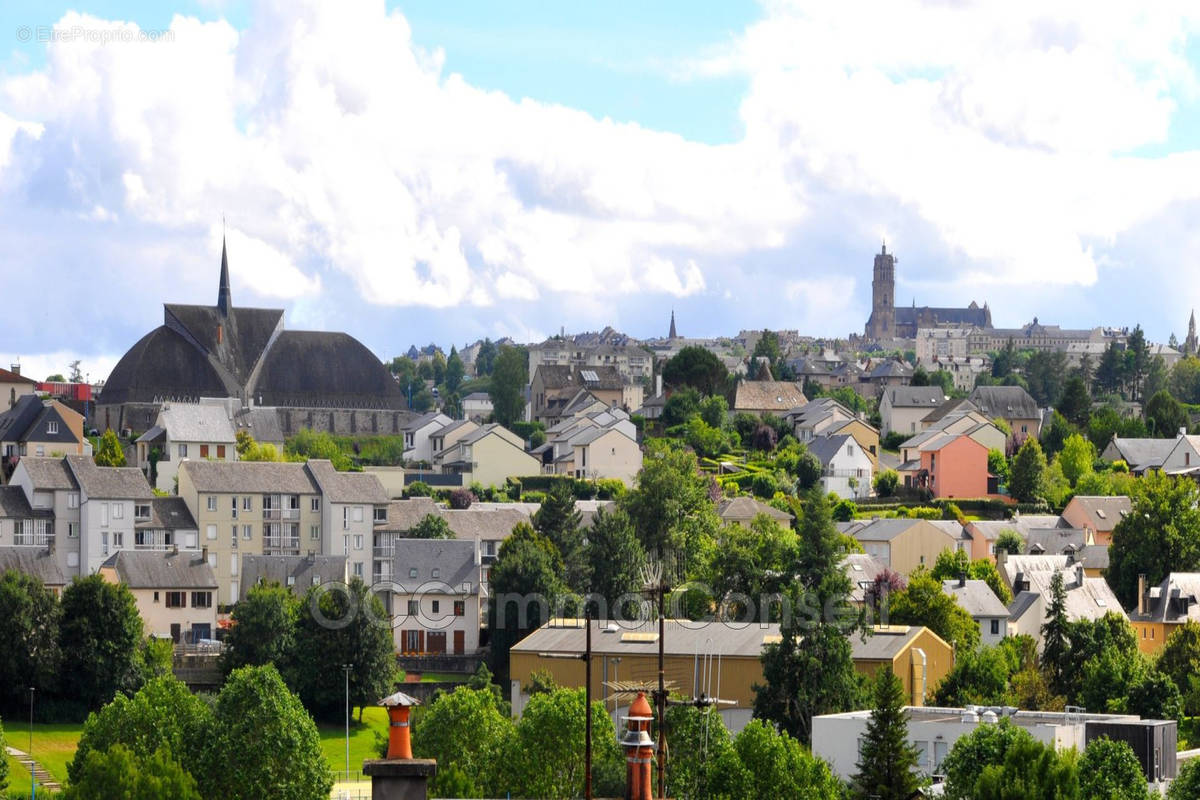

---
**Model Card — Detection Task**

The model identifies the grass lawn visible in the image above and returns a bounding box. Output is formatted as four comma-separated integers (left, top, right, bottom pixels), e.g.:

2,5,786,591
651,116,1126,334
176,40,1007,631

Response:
317,706,390,783
405,672,469,684
3,721,83,796
6,752,34,796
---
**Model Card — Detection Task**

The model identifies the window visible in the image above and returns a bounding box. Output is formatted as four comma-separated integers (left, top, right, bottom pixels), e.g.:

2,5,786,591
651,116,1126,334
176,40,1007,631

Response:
231,553,238,576
287,495,300,510
243,496,252,511
101,532,109,555
112,504,124,519
454,601,465,617
153,591,159,603
990,619,1000,635
374,507,386,522
409,567,418,578
342,507,349,530
353,562,363,578
217,445,226,459
135,504,150,520
310,525,320,541
407,600,419,616
191,591,212,608
35,446,43,457
311,498,320,512
231,526,239,548
353,506,363,523
47,421,59,435
231,496,238,519
179,443,188,458
431,568,440,579
287,576,296,587
200,444,210,458
312,575,321,586
67,522,76,538
243,524,252,540
207,496,217,512
353,534,363,550
206,524,217,540
67,492,79,509
165,591,186,608
113,532,123,548
432,600,440,614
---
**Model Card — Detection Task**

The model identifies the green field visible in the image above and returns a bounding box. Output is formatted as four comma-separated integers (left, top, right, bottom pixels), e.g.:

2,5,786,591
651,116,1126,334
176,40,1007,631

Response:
2,721,83,797
317,705,390,783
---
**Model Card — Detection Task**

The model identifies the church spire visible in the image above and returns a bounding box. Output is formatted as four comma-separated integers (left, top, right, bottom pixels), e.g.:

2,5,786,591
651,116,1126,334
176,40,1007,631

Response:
669,309,677,340
217,236,232,316
1186,310,1198,357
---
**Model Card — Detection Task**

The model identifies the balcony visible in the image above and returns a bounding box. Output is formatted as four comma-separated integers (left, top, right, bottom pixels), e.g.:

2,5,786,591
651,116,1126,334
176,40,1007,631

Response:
13,532,52,548
262,536,300,553
373,545,394,558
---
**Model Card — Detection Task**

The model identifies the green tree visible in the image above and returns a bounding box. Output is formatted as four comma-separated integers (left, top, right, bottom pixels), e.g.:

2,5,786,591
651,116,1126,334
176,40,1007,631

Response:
661,386,702,427
59,575,145,712
93,429,126,467
1107,471,1200,608
929,549,1011,604
66,744,201,800
722,718,845,800
0,718,6,792
430,350,447,386
987,448,1011,486
852,668,921,800
445,346,465,393
1144,355,1169,402
662,704,737,799
932,643,1018,707
1058,432,1095,487
972,735,1079,799
488,523,570,684
1156,621,1200,714
289,578,396,722
888,568,980,652
873,469,898,498
221,581,299,675
942,719,1033,800
490,345,528,427
0,570,61,717
200,665,332,800
1128,666,1184,722
1097,341,1126,396
661,345,731,396
994,529,1023,556
1169,356,1200,404
705,514,797,621
1056,375,1092,429
412,686,515,798
501,687,621,800
699,394,729,429
1009,437,1048,502
1040,409,1074,457
583,508,646,619
1170,759,1200,800
410,513,454,539
532,481,587,590
1041,570,1071,696
476,338,498,376
619,440,720,563
68,676,210,785
1145,389,1187,437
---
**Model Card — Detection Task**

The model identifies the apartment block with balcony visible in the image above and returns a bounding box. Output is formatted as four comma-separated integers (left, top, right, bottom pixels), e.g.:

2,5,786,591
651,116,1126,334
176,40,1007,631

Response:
304,459,389,586
8,457,82,575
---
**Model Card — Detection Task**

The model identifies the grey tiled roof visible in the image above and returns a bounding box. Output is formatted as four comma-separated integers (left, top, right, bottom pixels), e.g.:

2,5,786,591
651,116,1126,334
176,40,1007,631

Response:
717,496,793,522
0,547,67,586
305,460,388,504
157,404,237,443
19,457,78,490
140,497,197,531
390,539,479,594
179,460,318,495
442,507,531,541
240,554,347,596
1103,438,1175,470
1064,496,1131,531
382,498,443,531
968,386,1040,420
103,550,217,589
66,456,153,500
943,579,1009,618
0,486,34,518
805,434,852,467
883,387,946,408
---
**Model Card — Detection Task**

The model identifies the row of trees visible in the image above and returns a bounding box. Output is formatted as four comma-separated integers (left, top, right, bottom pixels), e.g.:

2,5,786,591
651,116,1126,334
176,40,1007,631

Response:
62,668,331,800
0,571,170,721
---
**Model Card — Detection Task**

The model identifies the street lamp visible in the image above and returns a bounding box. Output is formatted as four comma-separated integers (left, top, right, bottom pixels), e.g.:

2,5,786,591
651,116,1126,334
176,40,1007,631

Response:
342,664,353,785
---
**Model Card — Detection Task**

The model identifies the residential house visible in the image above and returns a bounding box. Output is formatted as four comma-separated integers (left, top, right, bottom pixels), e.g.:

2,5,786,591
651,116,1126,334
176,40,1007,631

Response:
849,518,963,576
402,411,454,464
1101,436,1176,473
461,392,493,423
527,337,653,385
785,398,880,470
231,406,286,450
790,358,836,392
964,516,1066,563
807,434,873,499
510,619,952,732
1003,557,1125,647
731,381,806,418
64,455,157,576
99,550,218,643
136,497,200,552
879,387,947,437
967,385,1042,443
433,424,540,490
0,395,87,478
442,507,531,588
897,413,1003,493
570,426,641,485
843,553,889,606
0,365,36,410
1159,433,1200,477
7,457,82,576
1061,495,1131,546
1129,573,1200,655
929,356,990,392
304,459,390,585
861,359,914,398
239,553,347,598
428,419,480,458
135,403,238,493
0,546,67,594
918,433,989,499
943,576,1010,646
391,538,483,656
531,365,640,424
716,496,793,527
915,327,971,363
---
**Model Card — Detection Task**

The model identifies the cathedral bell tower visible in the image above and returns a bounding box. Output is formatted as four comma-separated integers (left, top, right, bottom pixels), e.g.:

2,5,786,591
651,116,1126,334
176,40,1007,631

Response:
864,243,896,340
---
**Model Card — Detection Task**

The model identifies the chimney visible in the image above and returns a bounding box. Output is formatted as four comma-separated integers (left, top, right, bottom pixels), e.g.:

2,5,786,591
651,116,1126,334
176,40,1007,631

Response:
363,692,435,798
1138,574,1147,616
621,691,656,800
1075,563,1084,588
1181,427,1188,438
9,363,18,376
201,546,208,563
958,572,966,588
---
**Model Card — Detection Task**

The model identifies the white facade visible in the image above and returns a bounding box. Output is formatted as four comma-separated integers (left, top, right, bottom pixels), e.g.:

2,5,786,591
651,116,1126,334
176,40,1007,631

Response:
403,414,453,463
819,440,874,500
573,427,642,485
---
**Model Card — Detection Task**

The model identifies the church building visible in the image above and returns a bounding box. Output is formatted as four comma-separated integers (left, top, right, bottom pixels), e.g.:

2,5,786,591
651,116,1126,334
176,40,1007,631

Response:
97,241,406,435
863,244,992,340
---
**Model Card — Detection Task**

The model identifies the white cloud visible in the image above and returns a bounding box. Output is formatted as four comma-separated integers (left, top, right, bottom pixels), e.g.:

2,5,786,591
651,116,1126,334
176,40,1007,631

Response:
215,225,321,299
0,351,118,388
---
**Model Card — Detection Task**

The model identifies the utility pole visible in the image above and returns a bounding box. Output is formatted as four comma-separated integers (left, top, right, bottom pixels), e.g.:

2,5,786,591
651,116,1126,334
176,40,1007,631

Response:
28,686,35,800
343,664,352,785
585,607,593,800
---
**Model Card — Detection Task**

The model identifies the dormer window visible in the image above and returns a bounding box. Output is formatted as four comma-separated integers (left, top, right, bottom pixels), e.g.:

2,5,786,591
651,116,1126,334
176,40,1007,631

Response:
47,421,58,435
409,567,418,578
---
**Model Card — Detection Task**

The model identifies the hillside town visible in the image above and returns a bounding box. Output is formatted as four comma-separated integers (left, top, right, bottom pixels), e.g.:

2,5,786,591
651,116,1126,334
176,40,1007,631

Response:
3,240,1200,799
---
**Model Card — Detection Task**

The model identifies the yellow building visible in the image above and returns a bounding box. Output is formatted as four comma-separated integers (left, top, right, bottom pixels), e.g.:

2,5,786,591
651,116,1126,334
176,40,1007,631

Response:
1129,573,1200,655
509,619,954,731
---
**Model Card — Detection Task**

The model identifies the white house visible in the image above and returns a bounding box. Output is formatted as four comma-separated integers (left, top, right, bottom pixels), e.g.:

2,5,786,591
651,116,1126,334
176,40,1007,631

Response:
879,387,947,437
462,392,493,423
391,538,484,655
943,577,1010,647
807,434,873,499
402,412,453,464
136,403,238,493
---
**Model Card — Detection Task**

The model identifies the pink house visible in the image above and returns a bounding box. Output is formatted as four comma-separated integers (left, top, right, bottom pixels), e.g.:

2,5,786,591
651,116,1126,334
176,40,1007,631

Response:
919,433,988,499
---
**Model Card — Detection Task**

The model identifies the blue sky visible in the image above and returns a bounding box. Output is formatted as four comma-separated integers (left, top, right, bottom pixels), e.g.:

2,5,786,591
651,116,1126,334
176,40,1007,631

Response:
1,1,1199,383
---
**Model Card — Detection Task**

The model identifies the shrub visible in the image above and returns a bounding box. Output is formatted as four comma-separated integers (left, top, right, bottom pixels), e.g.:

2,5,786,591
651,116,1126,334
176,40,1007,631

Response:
448,489,476,509
405,481,433,498
873,469,899,498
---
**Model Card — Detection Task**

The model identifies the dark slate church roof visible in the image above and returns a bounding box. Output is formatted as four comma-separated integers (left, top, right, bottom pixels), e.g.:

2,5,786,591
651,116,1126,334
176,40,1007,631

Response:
99,242,403,410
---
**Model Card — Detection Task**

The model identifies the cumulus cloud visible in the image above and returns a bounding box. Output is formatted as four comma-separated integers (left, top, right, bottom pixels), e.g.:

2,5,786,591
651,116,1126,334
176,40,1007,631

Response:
0,0,1198,376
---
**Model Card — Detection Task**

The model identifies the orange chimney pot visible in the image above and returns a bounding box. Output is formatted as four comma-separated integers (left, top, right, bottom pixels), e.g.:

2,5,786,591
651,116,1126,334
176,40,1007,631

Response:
378,690,421,760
